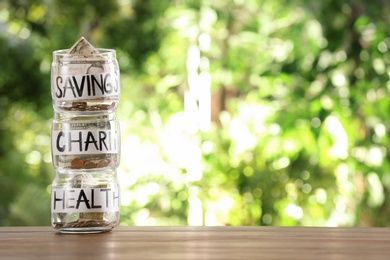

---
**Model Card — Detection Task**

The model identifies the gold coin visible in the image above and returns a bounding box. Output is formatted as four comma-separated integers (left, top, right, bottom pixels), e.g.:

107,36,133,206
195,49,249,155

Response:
83,160,96,169
97,159,109,168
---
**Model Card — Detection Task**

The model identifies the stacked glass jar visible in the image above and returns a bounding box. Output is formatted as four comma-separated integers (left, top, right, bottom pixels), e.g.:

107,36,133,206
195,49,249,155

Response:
50,38,121,233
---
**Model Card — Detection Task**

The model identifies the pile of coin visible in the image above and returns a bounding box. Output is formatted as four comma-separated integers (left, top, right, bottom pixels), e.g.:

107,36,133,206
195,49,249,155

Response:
54,219,117,228
70,158,113,169
61,102,116,112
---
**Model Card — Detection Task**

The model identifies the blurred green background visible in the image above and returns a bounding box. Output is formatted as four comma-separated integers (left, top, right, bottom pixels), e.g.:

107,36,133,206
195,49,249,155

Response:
1,0,390,227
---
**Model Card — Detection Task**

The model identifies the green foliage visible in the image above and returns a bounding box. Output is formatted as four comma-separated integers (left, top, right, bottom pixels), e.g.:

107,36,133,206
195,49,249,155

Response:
1,0,390,227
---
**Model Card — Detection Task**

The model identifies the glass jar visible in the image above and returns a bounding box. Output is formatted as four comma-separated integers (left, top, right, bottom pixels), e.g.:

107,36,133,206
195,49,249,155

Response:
51,170,120,233
50,39,121,233
51,112,120,172
51,49,120,113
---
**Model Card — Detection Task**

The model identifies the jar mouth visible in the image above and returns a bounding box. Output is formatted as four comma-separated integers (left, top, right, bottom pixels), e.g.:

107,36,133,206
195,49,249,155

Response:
53,48,116,59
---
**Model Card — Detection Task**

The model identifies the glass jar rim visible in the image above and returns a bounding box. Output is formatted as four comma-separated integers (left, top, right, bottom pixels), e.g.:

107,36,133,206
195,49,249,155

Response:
53,48,116,58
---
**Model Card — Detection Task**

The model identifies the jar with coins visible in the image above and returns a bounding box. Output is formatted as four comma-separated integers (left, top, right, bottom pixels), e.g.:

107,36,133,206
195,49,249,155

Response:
50,37,121,233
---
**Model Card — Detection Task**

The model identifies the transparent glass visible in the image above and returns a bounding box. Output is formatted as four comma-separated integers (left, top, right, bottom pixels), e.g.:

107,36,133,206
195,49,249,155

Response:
50,45,121,234
51,170,120,233
51,112,120,172
51,49,120,113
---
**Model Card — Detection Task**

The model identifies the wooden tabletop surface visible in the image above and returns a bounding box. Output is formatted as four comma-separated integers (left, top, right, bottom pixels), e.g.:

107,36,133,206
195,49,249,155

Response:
1,226,390,259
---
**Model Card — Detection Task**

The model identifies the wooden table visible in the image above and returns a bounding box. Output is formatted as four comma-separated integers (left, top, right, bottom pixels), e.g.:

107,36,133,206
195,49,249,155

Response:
1,226,389,259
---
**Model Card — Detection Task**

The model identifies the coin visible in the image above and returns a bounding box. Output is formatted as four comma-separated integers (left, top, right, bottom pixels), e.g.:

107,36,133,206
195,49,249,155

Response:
71,158,84,169
97,159,109,168
83,160,96,169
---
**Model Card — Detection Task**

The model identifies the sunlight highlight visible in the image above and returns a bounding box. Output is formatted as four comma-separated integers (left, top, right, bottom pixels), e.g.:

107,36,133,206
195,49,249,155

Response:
325,115,348,159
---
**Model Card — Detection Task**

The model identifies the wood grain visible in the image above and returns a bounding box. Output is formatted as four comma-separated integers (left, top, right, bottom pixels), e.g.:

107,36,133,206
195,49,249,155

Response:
1,226,390,259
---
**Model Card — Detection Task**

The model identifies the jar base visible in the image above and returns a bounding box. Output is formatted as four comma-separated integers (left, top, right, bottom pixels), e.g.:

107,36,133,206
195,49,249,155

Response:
52,212,120,234
56,226,114,234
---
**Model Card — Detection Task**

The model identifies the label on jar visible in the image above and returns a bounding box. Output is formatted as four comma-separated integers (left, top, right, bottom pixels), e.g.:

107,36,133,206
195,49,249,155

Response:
52,72,120,101
52,129,119,155
51,187,120,213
